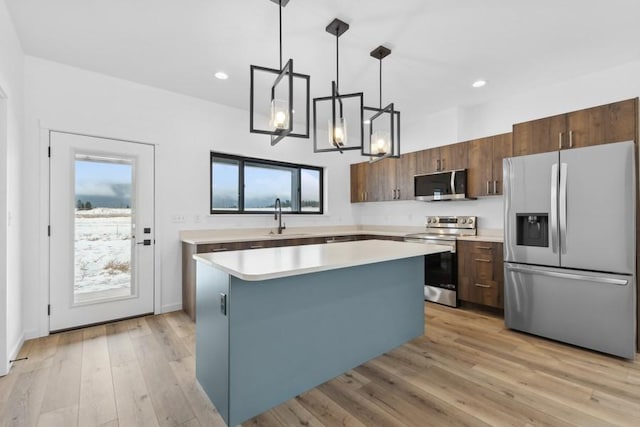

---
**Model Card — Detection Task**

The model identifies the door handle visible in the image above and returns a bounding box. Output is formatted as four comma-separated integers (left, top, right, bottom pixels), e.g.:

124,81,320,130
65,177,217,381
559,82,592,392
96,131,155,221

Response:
219,293,227,316
505,264,628,286
550,163,559,253
569,130,573,148
136,239,151,246
559,163,568,254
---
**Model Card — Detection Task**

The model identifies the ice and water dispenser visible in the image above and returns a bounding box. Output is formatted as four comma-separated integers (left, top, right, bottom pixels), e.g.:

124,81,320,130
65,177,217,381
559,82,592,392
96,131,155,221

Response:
515,214,548,247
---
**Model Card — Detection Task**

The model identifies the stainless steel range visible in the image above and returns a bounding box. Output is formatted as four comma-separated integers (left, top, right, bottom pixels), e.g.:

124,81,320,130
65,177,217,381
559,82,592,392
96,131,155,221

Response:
405,216,477,307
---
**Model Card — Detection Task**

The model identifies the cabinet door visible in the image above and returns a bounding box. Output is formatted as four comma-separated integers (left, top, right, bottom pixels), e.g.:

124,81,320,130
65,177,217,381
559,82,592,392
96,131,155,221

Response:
513,114,566,156
439,141,468,171
566,98,638,149
491,133,512,195
395,151,417,200
415,147,439,174
350,162,368,203
457,241,503,308
368,157,397,201
466,137,493,197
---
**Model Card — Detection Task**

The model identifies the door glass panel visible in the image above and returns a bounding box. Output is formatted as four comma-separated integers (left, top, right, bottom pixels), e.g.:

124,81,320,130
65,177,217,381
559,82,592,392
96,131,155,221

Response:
74,155,134,304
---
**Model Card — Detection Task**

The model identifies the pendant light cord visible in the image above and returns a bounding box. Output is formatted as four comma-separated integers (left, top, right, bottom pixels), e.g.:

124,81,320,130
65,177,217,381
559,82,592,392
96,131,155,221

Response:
278,0,283,70
335,30,339,93
379,58,383,109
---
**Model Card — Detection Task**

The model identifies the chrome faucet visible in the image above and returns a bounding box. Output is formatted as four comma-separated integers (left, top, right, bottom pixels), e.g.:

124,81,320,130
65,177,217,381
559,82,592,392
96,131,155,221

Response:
274,198,286,234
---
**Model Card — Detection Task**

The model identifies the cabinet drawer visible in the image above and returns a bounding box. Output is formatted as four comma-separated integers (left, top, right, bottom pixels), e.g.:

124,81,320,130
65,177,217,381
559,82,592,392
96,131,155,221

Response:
459,280,501,308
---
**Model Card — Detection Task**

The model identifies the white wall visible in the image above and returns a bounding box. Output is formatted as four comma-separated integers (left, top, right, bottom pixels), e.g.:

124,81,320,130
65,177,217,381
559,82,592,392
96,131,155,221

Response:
22,56,360,337
0,0,24,375
353,59,640,230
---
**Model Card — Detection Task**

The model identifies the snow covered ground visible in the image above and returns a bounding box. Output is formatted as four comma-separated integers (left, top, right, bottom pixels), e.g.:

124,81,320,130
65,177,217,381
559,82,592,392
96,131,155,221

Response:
74,208,132,301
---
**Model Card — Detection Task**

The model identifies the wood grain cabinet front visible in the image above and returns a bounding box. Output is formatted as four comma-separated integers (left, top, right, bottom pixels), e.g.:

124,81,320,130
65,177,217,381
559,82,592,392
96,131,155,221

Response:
513,98,638,156
467,133,512,197
457,241,504,309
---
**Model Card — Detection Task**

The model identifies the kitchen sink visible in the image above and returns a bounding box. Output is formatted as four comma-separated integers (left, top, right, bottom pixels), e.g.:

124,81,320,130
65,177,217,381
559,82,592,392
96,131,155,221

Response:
265,232,311,238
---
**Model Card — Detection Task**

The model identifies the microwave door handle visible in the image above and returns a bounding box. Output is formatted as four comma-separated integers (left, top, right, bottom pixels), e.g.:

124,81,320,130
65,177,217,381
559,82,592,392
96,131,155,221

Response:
450,170,456,195
550,163,559,253
559,163,568,254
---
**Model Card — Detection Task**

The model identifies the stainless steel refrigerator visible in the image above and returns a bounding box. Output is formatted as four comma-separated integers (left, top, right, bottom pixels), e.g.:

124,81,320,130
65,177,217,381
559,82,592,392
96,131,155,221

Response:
503,140,636,359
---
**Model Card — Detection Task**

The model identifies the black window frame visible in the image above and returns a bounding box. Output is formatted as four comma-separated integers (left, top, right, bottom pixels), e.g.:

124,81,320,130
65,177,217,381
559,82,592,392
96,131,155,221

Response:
210,152,324,215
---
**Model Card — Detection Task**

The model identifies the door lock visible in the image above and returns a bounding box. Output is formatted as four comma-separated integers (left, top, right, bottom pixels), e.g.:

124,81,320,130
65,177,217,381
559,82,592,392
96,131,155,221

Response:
137,239,152,246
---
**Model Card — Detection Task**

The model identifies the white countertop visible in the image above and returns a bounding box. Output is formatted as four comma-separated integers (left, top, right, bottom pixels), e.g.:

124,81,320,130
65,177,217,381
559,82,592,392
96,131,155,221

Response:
180,225,502,245
193,239,450,281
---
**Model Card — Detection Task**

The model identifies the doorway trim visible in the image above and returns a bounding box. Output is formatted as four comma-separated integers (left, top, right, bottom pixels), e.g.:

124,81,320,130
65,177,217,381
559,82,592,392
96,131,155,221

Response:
37,126,160,337
0,84,8,375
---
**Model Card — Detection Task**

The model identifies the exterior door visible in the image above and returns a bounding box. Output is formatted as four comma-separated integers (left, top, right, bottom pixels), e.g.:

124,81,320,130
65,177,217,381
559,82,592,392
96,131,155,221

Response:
49,131,155,331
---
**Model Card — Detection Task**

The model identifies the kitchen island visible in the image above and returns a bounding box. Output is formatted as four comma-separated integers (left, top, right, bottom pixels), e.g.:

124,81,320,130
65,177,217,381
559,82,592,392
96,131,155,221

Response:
193,239,449,426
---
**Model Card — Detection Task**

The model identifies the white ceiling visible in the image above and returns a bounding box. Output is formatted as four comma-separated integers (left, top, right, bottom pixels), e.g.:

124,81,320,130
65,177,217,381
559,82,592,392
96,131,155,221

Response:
6,0,640,116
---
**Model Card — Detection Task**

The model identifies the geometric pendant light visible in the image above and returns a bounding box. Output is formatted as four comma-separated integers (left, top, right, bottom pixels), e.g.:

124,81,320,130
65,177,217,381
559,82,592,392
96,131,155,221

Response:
362,45,401,162
249,0,311,146
313,18,364,154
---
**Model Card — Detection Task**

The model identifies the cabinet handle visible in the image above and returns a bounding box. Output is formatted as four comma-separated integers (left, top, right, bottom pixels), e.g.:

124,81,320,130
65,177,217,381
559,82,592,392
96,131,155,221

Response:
558,132,563,149
393,189,397,199
474,258,492,263
474,283,491,288
569,130,573,148
486,181,491,195
493,180,498,195
212,248,229,252
365,191,368,201
436,159,441,171
475,246,492,250
249,245,265,249
441,159,446,170
397,188,401,199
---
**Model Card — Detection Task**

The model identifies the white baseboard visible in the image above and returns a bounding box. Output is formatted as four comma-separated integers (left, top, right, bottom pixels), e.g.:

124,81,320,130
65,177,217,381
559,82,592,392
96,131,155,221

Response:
23,328,42,340
161,303,183,313
6,332,25,373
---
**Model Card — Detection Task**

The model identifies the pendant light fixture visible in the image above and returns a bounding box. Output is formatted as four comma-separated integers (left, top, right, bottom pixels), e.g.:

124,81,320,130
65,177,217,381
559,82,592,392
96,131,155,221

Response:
313,18,364,153
363,45,401,162
250,0,310,146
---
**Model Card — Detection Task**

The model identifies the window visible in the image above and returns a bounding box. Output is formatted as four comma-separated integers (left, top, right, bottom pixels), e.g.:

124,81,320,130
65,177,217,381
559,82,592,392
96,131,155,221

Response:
211,152,323,214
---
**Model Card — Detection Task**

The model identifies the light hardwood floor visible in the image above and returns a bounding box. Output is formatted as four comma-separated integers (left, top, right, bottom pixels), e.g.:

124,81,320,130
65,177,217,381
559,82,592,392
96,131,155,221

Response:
1,303,640,426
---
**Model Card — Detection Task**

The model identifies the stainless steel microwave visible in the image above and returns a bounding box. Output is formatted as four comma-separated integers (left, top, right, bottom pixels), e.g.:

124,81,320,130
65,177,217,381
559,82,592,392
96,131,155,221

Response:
414,169,471,201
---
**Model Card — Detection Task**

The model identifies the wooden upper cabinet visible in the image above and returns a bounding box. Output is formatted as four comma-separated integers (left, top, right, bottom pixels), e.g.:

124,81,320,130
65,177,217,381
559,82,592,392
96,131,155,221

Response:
566,98,637,149
395,151,416,200
415,143,468,175
368,157,397,202
439,141,468,171
350,162,368,203
513,98,638,156
467,133,512,197
415,147,439,174
512,114,566,156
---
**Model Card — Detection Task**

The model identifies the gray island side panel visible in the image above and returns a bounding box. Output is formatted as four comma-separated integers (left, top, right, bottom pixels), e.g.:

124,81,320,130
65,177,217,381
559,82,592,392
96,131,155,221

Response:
196,255,424,426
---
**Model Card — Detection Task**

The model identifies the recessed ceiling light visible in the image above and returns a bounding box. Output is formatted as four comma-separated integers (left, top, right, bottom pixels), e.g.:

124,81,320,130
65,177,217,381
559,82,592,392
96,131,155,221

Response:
472,79,487,88
214,71,229,80
363,119,371,125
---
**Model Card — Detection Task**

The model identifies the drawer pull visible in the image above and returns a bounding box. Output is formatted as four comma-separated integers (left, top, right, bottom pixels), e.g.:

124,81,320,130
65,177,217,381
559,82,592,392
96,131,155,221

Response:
475,246,492,250
249,245,265,249
212,248,229,252
474,283,491,288
474,258,491,263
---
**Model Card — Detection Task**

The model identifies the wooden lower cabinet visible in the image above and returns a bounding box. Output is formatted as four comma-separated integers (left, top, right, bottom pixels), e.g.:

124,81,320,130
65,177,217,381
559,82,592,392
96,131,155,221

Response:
457,240,504,309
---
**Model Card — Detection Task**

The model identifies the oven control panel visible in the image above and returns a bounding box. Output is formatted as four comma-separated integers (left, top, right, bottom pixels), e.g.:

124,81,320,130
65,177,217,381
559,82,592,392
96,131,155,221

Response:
425,216,476,229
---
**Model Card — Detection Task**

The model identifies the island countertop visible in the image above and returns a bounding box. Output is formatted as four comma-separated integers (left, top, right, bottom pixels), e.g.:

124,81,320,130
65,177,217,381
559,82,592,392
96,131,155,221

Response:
193,239,449,281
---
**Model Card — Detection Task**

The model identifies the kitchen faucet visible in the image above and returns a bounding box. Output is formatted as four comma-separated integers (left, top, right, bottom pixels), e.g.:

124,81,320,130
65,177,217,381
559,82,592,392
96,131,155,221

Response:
274,198,286,234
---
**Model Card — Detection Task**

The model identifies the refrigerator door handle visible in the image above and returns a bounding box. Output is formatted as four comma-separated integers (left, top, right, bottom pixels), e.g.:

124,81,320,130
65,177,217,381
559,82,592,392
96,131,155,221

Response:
550,163,559,253
559,163,568,254
505,264,628,286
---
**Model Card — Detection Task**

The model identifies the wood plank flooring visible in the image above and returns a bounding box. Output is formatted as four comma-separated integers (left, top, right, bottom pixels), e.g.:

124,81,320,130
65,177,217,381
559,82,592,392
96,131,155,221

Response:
1,303,640,426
